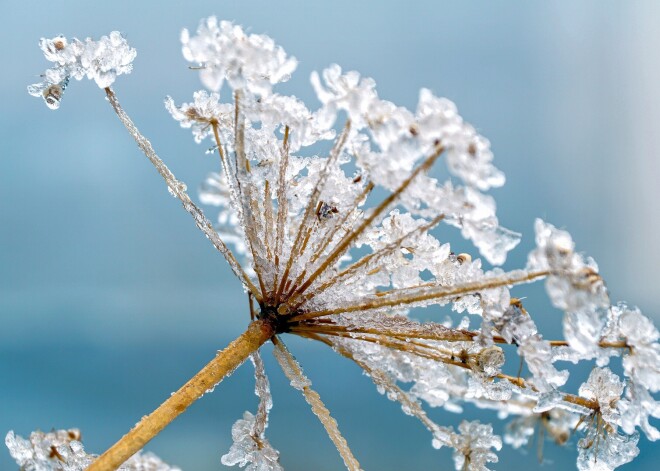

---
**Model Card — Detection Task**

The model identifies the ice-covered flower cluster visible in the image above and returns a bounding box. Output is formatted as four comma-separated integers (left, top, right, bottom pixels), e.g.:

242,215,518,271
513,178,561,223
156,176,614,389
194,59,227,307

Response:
20,15,659,471
181,17,297,95
28,32,136,109
5,429,179,470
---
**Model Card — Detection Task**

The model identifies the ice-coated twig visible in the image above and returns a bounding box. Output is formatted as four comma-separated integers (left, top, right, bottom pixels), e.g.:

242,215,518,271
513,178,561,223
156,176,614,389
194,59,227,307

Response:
272,336,362,471
290,269,549,321
104,87,261,301
251,351,272,439
311,332,455,449
221,351,282,470
275,120,351,303
289,213,445,309
292,144,445,300
305,180,375,267
272,125,291,298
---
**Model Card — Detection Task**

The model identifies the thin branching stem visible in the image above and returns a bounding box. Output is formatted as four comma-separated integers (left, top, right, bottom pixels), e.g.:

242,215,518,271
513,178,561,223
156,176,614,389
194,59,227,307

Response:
292,322,629,350
283,181,376,303
288,213,445,310
290,269,549,322
291,145,445,301
272,125,291,301
271,336,362,471
251,351,271,441
104,87,261,301
307,181,375,266
275,121,352,303
308,332,454,448
299,330,598,411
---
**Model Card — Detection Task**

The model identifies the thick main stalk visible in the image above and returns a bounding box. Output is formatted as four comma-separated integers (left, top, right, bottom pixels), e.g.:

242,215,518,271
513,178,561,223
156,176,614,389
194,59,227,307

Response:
87,320,274,471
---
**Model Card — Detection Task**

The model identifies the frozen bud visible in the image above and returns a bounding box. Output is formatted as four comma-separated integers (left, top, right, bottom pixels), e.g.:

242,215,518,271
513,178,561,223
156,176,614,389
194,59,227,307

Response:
473,346,505,377
165,91,232,143
456,253,472,264
579,367,624,425
528,219,609,312
577,428,639,471
29,31,136,109
28,76,70,110
451,420,502,471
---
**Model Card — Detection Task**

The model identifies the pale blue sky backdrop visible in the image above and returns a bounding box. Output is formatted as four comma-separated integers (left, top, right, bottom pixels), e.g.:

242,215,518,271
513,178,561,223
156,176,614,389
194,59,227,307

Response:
1,1,658,469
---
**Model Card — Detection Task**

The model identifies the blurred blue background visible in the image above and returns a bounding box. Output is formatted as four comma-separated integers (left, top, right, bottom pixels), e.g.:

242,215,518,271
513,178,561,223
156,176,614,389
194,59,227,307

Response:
1,1,658,469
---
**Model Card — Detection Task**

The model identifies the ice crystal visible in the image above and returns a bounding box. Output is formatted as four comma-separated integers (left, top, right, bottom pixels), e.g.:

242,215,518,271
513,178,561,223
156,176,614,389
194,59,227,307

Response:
21,15,660,471
28,32,135,108
577,427,639,471
614,304,660,392
579,368,624,425
5,430,179,471
222,353,282,471
528,219,609,313
451,420,502,471
181,17,297,95
221,413,281,471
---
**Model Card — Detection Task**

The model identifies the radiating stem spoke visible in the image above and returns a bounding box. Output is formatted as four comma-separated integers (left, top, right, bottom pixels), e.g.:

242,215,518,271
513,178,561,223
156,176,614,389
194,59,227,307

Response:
104,87,261,301
292,145,445,301
290,270,549,322
309,332,454,448
275,121,352,302
272,336,362,471
289,213,445,309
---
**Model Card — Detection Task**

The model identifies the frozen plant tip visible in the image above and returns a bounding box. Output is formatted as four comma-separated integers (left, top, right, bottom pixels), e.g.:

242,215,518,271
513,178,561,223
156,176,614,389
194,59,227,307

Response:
17,16,659,471
28,31,136,109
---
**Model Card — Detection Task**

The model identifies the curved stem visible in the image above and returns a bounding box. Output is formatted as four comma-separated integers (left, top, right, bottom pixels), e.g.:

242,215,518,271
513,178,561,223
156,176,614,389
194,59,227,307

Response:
87,320,274,471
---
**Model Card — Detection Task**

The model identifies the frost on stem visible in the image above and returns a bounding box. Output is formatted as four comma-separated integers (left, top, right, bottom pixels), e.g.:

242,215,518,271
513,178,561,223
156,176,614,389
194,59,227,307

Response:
20,15,660,471
5,429,179,471
272,337,362,471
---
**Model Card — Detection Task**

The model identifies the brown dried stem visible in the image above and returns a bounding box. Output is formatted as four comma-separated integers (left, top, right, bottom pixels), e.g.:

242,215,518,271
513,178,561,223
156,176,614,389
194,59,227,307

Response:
87,320,274,471
275,121,352,303
288,213,445,310
308,332,454,448
295,328,598,411
290,269,549,322
291,145,445,301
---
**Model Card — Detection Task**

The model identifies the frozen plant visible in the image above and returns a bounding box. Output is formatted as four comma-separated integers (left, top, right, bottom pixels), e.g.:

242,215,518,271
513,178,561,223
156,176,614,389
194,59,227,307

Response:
12,16,660,471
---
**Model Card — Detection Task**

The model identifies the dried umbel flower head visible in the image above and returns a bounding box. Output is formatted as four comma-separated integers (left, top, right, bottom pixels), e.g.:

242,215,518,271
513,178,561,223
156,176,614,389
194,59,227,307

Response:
18,15,660,471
